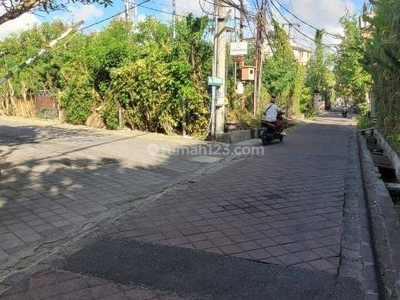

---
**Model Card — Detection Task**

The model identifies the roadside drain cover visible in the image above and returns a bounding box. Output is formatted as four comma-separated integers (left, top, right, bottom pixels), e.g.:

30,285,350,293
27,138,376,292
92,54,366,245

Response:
189,156,222,163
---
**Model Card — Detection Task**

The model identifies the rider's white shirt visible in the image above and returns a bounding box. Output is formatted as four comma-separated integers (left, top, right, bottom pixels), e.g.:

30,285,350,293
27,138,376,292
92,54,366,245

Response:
265,103,280,122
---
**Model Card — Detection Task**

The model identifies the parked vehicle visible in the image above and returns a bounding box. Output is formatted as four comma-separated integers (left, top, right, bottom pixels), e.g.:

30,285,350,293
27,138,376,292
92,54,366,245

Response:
342,107,348,118
258,112,286,145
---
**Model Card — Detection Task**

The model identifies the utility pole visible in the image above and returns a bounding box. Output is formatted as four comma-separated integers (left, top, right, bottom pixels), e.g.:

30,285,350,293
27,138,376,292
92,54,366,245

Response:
122,0,137,129
172,0,176,39
173,0,184,134
124,0,137,23
210,0,231,137
215,0,227,134
237,0,245,108
253,0,266,116
210,2,218,137
239,0,244,41
283,22,299,41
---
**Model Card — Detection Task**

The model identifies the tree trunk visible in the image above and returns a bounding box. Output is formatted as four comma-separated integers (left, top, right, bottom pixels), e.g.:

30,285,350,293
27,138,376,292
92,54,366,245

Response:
7,80,17,115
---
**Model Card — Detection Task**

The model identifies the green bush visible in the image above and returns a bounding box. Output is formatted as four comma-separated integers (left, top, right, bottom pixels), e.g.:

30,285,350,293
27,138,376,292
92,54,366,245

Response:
299,87,314,118
226,107,259,129
355,102,372,130
58,85,94,125
101,101,119,130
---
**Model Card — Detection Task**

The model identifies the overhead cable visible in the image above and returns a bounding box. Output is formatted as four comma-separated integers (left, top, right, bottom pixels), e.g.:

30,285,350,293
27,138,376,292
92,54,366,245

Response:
80,0,150,31
272,0,343,39
268,1,336,49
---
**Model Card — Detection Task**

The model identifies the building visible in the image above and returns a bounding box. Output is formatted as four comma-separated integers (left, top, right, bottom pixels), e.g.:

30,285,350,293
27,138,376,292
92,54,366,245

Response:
291,44,311,66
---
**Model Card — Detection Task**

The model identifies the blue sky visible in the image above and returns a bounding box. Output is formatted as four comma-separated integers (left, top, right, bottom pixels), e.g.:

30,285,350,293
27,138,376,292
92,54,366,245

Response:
0,0,369,46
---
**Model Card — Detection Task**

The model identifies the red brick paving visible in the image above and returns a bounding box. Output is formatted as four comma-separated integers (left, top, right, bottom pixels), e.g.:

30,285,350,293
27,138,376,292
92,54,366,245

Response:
103,124,349,274
1,121,354,299
0,269,185,300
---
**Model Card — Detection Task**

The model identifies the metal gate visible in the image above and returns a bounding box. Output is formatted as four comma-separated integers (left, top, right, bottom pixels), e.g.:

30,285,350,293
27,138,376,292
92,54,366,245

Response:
35,90,58,119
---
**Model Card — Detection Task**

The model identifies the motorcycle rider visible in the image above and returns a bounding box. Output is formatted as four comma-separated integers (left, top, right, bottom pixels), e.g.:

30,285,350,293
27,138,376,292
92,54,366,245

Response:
342,102,348,117
264,96,284,132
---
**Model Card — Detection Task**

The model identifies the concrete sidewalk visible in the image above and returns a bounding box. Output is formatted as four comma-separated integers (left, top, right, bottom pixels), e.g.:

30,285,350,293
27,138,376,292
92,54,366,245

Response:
0,113,375,299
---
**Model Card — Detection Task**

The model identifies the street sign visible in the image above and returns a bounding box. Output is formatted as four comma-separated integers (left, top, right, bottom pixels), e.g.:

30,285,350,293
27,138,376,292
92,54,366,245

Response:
208,76,223,86
232,55,245,62
230,42,248,56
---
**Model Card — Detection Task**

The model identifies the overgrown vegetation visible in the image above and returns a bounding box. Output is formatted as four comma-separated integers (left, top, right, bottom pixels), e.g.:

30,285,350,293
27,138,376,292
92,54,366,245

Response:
334,16,371,107
262,19,304,116
0,16,212,136
362,0,400,154
355,102,373,130
305,29,334,113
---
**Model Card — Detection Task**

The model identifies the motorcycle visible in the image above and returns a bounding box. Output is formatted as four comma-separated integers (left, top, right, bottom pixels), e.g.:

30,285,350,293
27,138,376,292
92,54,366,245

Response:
258,112,286,145
342,107,348,118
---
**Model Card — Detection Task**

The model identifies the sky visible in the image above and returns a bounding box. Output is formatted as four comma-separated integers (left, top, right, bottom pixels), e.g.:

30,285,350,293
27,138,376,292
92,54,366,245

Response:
0,0,368,49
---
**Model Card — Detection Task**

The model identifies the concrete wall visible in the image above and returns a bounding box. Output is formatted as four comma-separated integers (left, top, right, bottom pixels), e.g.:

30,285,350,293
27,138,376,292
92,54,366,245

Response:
374,129,400,181
215,130,251,144
358,133,400,299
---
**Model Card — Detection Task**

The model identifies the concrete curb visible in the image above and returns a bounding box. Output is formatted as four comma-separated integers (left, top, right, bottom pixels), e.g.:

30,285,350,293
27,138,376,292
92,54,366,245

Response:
358,133,400,299
340,133,379,299
216,130,251,143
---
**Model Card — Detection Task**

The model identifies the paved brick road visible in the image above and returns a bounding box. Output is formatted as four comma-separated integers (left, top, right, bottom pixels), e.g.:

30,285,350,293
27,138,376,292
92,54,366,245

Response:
0,117,231,282
0,113,367,300
104,119,352,273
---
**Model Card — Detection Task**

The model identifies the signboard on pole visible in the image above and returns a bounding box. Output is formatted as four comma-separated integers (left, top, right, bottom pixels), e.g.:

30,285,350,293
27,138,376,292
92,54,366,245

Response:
208,76,223,86
230,42,248,56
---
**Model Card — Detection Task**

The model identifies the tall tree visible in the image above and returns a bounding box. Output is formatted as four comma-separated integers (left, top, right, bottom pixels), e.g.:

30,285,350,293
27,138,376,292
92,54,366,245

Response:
363,0,400,152
106,16,212,134
334,15,370,106
306,30,330,94
262,19,303,116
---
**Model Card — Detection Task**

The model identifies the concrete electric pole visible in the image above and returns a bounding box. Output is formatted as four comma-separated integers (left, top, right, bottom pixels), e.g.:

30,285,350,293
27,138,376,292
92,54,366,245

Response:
215,2,227,134
283,22,299,41
210,0,228,137
172,0,176,39
124,0,137,23
239,0,245,42
253,1,266,116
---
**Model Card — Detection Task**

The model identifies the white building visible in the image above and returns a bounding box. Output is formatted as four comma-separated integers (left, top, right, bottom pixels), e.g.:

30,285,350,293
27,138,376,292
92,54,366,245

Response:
291,44,311,66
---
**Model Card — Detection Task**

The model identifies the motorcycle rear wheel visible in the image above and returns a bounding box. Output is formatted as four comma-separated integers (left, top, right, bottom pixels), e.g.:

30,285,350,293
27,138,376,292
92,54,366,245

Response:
262,136,271,145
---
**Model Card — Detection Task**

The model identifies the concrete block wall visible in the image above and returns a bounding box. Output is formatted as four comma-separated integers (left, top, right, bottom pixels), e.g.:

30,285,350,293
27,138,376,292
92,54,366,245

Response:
374,129,400,181
215,130,251,144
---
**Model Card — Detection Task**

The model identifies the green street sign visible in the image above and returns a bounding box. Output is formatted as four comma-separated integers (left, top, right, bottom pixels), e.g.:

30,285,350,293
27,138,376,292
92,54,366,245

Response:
208,76,223,86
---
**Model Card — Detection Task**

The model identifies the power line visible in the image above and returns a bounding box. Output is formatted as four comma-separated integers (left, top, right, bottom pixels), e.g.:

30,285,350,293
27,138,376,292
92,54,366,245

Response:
268,2,313,42
268,1,336,49
199,0,215,16
80,0,150,31
141,4,185,17
271,0,343,39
